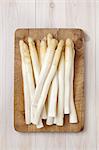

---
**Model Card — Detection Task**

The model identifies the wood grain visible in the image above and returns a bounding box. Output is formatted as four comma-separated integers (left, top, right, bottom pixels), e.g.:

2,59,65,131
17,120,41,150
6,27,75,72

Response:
96,2,99,150
14,28,84,132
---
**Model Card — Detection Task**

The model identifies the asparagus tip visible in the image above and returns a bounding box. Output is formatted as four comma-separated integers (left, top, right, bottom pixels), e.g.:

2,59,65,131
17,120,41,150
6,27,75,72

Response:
47,33,53,39
42,36,47,41
66,38,74,48
28,37,33,43
19,40,28,50
57,40,64,49
19,40,24,46
49,39,58,49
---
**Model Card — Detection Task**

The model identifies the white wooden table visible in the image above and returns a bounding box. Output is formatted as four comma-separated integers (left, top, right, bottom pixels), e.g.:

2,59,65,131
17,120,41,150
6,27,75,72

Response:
0,0,98,150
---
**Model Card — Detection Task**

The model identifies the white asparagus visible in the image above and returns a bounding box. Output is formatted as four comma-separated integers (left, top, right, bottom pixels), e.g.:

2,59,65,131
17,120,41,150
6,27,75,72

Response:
19,40,35,124
46,33,56,125
46,34,53,124
47,72,58,117
69,48,78,123
28,37,44,128
28,37,40,85
64,39,74,114
31,104,44,128
31,107,43,128
34,40,64,125
35,39,41,62
46,93,54,125
47,33,53,46
46,117,54,125
31,39,58,115
22,63,31,124
46,82,55,125
40,37,47,66
53,117,56,124
36,39,47,119
46,98,54,125
36,120,44,128
56,51,65,126
39,37,47,119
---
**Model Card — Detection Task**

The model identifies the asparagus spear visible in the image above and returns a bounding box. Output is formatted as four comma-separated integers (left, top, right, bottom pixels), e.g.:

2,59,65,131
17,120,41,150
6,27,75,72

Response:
22,62,31,124
40,37,47,66
46,34,58,124
28,37,40,85
39,37,47,119
35,39,47,119
47,33,53,46
47,72,58,117
35,39,41,62
46,76,57,126
46,117,54,125
64,39,74,114
19,40,35,124
34,40,64,125
28,37,44,128
69,48,78,123
56,51,65,126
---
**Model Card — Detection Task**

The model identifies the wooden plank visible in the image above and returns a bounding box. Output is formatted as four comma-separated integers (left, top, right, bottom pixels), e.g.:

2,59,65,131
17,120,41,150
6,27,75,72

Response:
14,28,84,132
96,1,99,150
36,0,49,27
0,4,3,150
0,2,36,150
64,1,96,150
48,0,66,28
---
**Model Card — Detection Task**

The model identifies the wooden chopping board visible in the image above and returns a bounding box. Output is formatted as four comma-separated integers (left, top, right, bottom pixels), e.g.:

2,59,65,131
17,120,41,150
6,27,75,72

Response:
14,28,85,132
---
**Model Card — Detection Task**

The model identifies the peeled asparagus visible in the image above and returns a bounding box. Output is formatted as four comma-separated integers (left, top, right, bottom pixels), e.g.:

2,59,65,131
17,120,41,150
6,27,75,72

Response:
35,39,47,120
46,33,54,124
53,117,57,124
22,63,31,124
28,37,44,128
40,37,47,66
46,73,58,125
39,37,47,119
34,40,64,125
46,86,56,125
69,48,78,123
31,104,44,128
47,72,58,117
64,39,74,114
28,37,40,85
46,117,54,125
46,33,57,125
56,51,65,126
19,40,35,124
47,33,53,46
35,39,40,61
31,39,58,115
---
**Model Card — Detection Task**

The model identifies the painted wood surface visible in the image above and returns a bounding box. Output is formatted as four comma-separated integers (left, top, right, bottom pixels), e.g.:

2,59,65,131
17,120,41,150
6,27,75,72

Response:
0,0,98,149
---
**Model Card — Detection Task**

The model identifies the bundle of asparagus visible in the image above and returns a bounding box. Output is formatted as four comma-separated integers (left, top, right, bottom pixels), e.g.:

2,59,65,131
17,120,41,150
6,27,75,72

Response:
19,33,78,128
